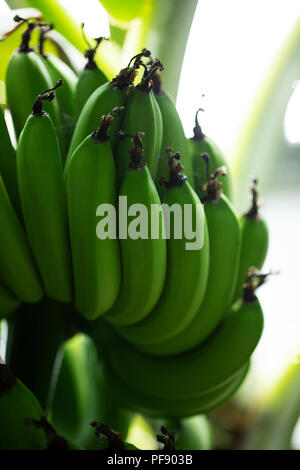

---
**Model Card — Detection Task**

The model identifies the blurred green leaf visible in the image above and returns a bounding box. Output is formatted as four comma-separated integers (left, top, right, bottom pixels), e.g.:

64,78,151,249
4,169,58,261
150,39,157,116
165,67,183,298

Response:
98,0,148,24
242,363,300,449
232,17,300,210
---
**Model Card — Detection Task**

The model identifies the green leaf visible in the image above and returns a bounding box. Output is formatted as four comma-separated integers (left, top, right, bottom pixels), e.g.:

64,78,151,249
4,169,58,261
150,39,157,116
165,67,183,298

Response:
232,17,300,210
98,0,148,23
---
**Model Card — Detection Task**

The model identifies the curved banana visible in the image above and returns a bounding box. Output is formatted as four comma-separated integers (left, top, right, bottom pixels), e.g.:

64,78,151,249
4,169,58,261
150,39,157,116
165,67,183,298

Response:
114,60,163,187
189,108,233,199
75,25,108,116
67,50,148,163
0,361,47,450
5,21,61,139
114,152,209,344
152,73,192,185
165,415,212,450
39,25,78,157
0,175,43,303
233,179,269,302
66,108,122,319
0,283,20,319
97,292,263,401
137,160,241,356
50,333,102,448
104,133,167,325
104,360,249,419
0,104,20,216
17,82,73,303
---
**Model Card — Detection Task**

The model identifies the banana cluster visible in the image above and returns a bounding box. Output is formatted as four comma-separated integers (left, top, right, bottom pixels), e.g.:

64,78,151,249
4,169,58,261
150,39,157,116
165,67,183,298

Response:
0,20,269,421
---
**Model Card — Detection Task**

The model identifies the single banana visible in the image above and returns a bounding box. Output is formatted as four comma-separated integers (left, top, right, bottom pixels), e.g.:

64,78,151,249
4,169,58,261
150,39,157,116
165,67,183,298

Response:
114,60,163,187
17,82,73,303
138,157,241,356
189,108,233,199
5,21,61,139
50,333,102,448
0,283,20,319
97,284,263,401
66,108,122,319
104,133,167,325
114,152,209,344
233,179,269,302
152,72,192,185
75,24,108,116
103,360,249,419
0,360,47,450
165,415,212,450
67,50,149,163
0,104,21,216
0,174,43,303
39,24,78,157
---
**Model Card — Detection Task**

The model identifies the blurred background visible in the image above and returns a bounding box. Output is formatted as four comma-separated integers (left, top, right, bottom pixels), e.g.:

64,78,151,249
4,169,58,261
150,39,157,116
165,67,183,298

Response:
1,0,300,449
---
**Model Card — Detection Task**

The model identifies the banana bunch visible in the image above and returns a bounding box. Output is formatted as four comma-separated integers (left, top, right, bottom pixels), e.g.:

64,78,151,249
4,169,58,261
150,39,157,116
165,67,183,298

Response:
0,17,270,428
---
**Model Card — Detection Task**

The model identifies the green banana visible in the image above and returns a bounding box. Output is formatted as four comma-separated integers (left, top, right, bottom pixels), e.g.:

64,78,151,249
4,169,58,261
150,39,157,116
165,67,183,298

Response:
0,174,43,303
104,133,167,325
5,20,61,140
163,415,212,450
114,152,209,344
66,108,122,319
233,179,269,302
0,104,21,216
17,82,73,303
67,50,148,163
0,360,47,450
103,360,249,419
189,108,233,199
39,24,78,157
152,72,192,185
50,333,102,448
138,158,241,356
114,60,163,187
0,283,20,319
98,289,263,401
75,24,108,116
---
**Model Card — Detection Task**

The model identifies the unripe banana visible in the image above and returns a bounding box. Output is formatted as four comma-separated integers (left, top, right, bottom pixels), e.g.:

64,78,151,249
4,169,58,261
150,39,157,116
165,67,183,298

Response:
114,60,163,187
0,174,43,303
0,283,20,318
98,293,262,404
163,416,212,450
104,133,167,325
103,360,249,419
114,152,209,345
50,333,102,448
152,73,192,185
189,108,233,199
67,50,149,163
17,82,73,303
38,25,77,157
233,179,269,302
75,24,108,116
5,21,61,139
66,108,122,319
138,158,241,356
0,104,21,216
0,360,47,450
